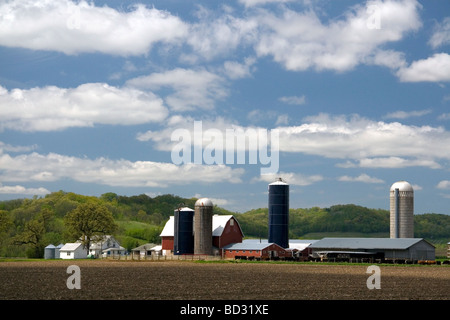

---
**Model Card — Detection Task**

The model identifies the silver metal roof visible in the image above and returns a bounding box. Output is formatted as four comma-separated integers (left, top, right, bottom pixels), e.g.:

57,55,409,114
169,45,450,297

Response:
242,239,318,250
59,243,83,251
390,180,413,192
195,198,213,207
222,242,276,250
309,238,431,250
132,243,158,251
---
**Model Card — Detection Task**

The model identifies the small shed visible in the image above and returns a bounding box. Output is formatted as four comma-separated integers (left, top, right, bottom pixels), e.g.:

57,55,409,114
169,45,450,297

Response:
131,243,158,259
59,243,87,259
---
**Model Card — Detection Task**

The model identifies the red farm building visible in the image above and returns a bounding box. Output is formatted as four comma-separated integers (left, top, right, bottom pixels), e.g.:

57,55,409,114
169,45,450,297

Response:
222,242,293,260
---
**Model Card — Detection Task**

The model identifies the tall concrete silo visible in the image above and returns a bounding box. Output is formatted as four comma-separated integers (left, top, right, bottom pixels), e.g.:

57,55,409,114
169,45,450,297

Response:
390,181,414,238
194,198,213,255
174,207,194,255
268,178,289,248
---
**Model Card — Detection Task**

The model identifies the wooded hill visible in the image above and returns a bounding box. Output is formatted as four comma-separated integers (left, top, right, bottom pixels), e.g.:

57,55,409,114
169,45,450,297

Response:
0,191,449,258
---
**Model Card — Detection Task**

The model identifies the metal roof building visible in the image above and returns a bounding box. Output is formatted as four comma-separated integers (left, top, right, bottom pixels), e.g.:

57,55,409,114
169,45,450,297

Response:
309,238,435,262
242,239,318,251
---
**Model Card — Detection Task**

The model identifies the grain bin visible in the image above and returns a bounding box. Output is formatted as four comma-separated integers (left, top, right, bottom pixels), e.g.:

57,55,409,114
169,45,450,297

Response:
390,181,414,238
55,243,64,259
194,198,213,255
268,178,289,248
174,207,195,255
44,244,55,259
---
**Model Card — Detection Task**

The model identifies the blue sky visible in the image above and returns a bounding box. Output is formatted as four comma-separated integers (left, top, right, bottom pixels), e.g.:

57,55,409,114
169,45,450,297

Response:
1,0,450,215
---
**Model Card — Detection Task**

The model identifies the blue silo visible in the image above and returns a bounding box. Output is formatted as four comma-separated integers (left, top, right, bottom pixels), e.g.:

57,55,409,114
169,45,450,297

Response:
174,207,195,255
268,178,289,249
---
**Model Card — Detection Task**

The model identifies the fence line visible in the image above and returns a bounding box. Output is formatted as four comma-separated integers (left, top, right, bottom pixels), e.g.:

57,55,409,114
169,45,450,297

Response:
103,254,224,261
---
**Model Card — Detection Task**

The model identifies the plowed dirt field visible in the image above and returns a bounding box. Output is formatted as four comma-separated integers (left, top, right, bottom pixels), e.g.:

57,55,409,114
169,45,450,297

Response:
0,260,448,300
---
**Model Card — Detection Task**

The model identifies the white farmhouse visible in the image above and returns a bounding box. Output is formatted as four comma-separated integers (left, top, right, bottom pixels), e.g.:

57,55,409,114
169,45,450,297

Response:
88,235,122,258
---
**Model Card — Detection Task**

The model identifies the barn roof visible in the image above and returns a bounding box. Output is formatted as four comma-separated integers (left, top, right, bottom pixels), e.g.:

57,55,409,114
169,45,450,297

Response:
59,243,83,251
160,216,175,237
212,215,243,237
132,243,158,251
222,242,279,251
309,238,434,250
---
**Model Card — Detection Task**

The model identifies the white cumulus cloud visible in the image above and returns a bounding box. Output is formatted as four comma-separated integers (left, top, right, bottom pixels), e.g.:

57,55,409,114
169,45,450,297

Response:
0,151,244,187
437,180,450,189
397,53,450,82
0,0,188,56
0,183,50,195
276,113,450,168
253,0,422,72
256,171,323,186
429,17,450,49
0,83,168,132
338,174,384,184
279,95,306,105
384,109,432,119
127,68,228,111
338,157,441,169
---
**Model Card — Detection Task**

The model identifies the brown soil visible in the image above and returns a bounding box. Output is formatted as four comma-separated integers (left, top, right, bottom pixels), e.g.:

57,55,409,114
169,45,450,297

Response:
0,260,448,300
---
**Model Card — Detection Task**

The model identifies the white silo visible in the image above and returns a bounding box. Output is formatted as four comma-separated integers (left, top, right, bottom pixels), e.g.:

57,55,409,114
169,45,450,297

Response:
390,181,414,238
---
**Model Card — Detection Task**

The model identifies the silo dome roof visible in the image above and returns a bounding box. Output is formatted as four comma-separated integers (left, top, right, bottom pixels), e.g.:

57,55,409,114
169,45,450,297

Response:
195,198,213,207
390,180,413,192
174,207,194,212
269,177,288,185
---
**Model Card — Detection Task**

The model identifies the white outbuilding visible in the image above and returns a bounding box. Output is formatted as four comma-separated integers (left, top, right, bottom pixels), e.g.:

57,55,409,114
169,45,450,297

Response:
59,243,87,259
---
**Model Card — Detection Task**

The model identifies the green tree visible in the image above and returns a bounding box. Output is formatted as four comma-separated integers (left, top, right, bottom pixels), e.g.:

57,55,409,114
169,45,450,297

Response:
0,210,11,234
0,210,12,251
64,202,118,255
13,219,45,258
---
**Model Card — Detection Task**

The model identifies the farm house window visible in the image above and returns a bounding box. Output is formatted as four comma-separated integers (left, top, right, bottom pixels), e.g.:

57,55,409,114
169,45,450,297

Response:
230,219,234,226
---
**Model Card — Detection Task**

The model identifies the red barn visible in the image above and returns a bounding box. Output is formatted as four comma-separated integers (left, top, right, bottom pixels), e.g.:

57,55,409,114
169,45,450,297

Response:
160,215,244,255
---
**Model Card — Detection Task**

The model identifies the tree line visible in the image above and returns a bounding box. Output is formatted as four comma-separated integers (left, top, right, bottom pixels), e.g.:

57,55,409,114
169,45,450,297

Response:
0,191,448,258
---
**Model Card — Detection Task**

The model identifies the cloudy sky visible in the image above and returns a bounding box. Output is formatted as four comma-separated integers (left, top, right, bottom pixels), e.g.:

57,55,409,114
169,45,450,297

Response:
1,0,450,214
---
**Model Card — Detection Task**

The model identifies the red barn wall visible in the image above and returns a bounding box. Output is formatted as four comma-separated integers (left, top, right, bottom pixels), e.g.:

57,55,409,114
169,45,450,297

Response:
213,218,244,249
161,237,174,251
